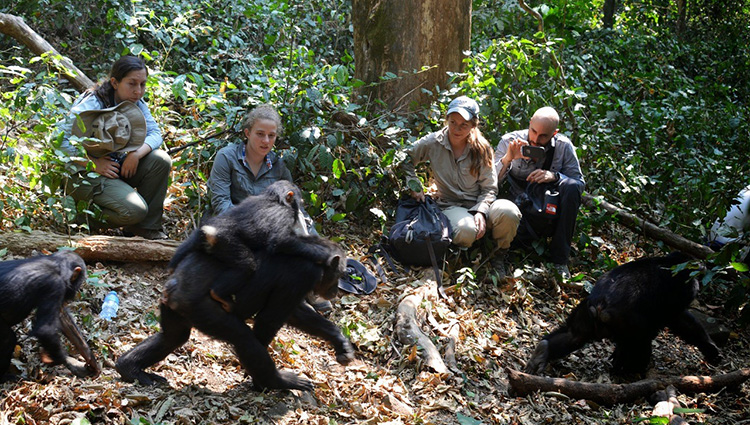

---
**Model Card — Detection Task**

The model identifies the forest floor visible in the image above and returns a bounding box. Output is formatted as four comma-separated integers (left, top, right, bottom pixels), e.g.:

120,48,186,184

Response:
1,242,749,424
1,202,749,424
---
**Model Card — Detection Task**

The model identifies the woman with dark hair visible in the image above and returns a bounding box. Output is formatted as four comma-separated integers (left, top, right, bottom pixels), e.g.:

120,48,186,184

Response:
59,55,171,240
402,96,521,278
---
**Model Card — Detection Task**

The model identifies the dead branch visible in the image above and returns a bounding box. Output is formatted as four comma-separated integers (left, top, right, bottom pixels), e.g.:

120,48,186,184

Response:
0,13,95,92
507,368,750,406
394,284,449,374
0,230,179,262
582,194,716,260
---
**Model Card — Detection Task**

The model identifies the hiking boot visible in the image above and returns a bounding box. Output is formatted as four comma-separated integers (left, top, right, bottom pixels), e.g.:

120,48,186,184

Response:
123,226,169,240
490,249,509,279
306,293,333,313
553,263,571,280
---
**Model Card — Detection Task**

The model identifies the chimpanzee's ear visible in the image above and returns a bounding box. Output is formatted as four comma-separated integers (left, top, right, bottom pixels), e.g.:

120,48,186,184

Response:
70,266,83,284
285,191,295,205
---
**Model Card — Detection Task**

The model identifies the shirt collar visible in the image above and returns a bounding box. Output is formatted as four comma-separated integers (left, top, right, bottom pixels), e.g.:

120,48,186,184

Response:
240,145,273,171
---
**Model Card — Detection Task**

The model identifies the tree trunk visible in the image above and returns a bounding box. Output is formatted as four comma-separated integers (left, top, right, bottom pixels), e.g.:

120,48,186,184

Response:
352,0,472,112
0,13,94,92
676,0,687,37
0,230,179,263
603,0,616,29
582,194,715,260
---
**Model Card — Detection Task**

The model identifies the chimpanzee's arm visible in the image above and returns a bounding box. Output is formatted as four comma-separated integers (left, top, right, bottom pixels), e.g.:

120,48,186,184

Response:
272,235,339,265
31,274,91,377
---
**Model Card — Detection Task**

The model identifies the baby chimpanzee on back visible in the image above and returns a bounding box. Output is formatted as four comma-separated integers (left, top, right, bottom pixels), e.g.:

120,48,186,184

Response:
170,180,331,311
525,252,721,376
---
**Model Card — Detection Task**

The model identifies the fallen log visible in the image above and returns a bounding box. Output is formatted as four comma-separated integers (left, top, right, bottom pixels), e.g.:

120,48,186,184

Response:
0,13,95,92
0,230,179,262
394,283,449,374
507,368,750,406
582,194,715,260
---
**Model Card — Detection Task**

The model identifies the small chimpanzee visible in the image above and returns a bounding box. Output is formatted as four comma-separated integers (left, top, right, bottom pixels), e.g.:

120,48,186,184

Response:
170,180,330,311
0,251,94,379
116,236,353,391
524,252,721,376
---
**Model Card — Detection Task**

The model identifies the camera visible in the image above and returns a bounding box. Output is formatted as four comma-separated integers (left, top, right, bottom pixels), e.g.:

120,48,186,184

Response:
108,152,127,166
522,145,545,159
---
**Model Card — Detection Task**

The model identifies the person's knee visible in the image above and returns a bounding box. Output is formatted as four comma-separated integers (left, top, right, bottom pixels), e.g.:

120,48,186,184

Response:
104,194,148,226
488,199,522,226
559,178,584,198
451,216,478,248
148,149,172,174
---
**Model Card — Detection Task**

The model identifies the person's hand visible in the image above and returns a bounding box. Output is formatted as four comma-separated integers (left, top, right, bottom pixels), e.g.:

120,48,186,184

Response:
92,156,120,179
503,138,529,164
119,154,140,179
474,212,486,240
409,190,425,203
526,169,558,184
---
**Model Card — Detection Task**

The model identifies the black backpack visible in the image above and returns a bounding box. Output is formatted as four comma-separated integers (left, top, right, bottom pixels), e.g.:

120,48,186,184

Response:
386,196,452,295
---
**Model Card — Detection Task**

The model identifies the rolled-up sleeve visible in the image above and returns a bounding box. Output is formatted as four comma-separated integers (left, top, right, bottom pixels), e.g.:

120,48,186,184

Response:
137,100,163,151
208,149,235,215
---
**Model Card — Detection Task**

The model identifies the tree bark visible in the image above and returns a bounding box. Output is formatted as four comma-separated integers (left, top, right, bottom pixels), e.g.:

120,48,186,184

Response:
352,0,472,112
394,284,449,374
582,194,715,260
603,0,616,29
0,230,179,263
507,368,750,406
0,13,94,92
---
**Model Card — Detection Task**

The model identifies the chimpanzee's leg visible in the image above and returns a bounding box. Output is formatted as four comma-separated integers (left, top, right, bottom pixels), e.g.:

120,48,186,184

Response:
116,303,192,385
668,310,721,364
0,326,17,379
187,296,313,391
611,337,652,375
286,302,355,364
524,325,590,374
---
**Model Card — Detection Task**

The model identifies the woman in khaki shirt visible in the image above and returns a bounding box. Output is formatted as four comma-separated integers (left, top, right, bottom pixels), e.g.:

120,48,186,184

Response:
402,96,521,278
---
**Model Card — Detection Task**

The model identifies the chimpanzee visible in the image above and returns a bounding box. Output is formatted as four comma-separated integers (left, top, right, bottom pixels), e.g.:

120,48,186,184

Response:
524,252,721,376
169,180,330,311
115,236,353,391
0,251,95,379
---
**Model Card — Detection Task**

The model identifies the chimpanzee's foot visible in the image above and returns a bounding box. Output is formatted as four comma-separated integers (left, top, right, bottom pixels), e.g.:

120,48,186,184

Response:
253,370,313,392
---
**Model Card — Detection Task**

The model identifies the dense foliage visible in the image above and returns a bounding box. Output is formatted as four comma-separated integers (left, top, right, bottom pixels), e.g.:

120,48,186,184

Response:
1,1,749,307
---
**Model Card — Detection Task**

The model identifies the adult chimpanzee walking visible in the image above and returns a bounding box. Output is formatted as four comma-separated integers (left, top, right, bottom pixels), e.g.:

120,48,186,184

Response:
0,251,96,379
116,237,352,391
524,253,721,376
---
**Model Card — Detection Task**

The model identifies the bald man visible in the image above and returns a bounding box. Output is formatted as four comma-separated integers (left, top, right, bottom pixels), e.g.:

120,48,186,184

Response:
494,107,585,279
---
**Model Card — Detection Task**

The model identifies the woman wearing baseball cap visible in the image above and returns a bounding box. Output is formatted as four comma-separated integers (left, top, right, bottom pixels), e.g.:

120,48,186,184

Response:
401,95,521,278
59,55,171,240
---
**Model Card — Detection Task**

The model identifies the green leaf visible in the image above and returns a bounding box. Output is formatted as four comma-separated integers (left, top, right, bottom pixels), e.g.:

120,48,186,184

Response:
332,158,345,179
730,262,749,272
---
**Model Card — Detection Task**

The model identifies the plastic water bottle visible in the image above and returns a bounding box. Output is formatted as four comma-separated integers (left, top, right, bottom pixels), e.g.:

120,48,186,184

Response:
99,291,120,321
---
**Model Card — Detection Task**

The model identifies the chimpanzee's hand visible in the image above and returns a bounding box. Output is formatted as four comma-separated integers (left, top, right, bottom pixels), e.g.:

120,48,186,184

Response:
65,356,96,377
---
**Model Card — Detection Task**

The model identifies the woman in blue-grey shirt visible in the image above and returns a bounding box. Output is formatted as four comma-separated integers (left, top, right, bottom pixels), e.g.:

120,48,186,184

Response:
60,55,171,240
207,105,293,216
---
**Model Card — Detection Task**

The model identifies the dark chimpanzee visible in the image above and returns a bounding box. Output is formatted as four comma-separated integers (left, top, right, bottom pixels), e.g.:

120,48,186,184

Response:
169,180,331,311
525,252,721,376
0,251,95,379
115,236,354,391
